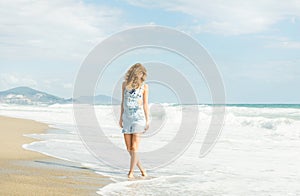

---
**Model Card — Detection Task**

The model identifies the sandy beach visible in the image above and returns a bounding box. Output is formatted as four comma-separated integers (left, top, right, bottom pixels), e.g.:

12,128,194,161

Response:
0,115,111,196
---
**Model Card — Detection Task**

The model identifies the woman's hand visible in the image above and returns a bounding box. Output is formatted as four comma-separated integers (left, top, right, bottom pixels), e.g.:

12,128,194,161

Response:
119,118,123,128
144,121,149,131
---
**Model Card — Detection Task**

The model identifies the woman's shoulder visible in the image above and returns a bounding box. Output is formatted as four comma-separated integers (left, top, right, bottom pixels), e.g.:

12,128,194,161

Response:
142,82,148,90
122,81,128,92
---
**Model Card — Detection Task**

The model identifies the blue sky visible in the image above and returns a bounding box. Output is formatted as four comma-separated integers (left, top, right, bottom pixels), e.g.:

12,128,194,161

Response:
0,0,299,103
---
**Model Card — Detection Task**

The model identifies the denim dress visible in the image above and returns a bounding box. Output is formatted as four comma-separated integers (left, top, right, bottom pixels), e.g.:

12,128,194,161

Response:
122,82,146,134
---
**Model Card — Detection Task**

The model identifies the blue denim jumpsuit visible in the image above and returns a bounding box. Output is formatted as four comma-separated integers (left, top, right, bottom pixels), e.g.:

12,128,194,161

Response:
122,82,146,134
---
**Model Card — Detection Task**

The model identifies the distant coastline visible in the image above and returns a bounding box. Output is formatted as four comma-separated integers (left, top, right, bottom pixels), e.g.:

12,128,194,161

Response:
1,86,299,107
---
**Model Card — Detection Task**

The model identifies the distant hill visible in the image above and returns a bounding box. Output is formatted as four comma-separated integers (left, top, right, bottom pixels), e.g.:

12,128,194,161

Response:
0,86,71,105
0,86,120,105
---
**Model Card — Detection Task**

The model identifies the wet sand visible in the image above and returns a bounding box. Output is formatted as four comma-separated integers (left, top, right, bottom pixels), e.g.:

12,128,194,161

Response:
0,115,111,196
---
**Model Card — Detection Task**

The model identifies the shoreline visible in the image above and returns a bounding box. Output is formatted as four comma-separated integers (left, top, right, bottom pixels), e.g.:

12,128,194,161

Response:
0,115,111,196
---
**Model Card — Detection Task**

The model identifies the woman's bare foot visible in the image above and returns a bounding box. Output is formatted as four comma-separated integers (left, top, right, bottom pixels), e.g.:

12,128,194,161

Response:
128,171,134,178
141,169,148,177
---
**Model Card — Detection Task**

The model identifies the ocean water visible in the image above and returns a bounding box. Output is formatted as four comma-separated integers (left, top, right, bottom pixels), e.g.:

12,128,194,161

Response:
0,103,300,196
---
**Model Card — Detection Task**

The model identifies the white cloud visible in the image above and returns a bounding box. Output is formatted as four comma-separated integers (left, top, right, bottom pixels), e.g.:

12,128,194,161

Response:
256,35,300,49
229,60,300,83
41,78,73,97
265,40,300,49
0,73,37,90
0,0,124,61
63,83,73,89
126,0,300,35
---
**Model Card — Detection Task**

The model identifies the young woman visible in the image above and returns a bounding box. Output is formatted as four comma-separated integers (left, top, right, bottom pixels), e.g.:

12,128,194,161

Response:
119,63,150,178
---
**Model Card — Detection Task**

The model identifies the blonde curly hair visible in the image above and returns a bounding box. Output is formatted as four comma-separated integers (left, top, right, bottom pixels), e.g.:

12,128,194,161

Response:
124,63,147,89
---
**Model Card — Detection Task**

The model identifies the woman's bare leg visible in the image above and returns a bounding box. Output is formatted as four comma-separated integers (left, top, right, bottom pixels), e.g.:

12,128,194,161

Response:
129,133,139,172
124,134,135,178
124,133,147,177
130,133,148,176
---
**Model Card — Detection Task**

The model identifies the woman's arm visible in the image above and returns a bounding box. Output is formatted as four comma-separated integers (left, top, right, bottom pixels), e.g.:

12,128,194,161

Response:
143,84,150,130
119,82,125,128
